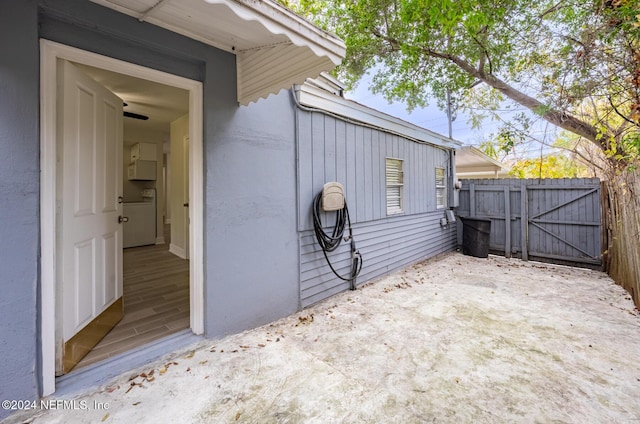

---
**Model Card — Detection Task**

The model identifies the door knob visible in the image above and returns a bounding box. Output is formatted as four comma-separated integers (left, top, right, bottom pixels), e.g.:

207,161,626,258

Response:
183,203,189,207
118,215,129,223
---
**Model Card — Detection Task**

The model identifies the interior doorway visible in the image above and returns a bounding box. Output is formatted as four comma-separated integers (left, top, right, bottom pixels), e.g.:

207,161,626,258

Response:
40,40,204,395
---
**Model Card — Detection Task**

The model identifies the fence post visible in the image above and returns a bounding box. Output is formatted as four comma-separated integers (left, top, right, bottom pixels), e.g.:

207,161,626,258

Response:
521,184,528,261
470,183,475,217
504,186,511,258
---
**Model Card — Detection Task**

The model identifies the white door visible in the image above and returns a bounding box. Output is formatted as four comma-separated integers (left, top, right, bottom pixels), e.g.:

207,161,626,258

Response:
183,135,190,259
56,60,124,374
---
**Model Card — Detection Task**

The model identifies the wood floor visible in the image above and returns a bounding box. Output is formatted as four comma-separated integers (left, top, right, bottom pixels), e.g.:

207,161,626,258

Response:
76,231,189,369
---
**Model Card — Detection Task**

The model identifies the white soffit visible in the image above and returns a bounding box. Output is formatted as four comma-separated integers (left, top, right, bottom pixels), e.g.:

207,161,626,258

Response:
456,146,506,173
295,83,462,150
90,0,346,105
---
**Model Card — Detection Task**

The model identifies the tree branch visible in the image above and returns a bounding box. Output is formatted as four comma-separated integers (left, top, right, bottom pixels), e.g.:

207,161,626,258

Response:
417,46,613,152
609,96,640,128
370,30,621,163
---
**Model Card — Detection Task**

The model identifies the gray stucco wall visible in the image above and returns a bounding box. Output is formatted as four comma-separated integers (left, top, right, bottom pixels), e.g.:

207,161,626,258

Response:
0,1,41,413
0,0,300,416
205,89,299,334
296,109,457,306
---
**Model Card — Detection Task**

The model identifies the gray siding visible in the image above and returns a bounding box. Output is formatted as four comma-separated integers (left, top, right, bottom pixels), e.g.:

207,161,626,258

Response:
296,110,456,307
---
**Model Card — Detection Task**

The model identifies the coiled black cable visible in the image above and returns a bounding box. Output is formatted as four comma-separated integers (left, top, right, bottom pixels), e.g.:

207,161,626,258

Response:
312,192,363,289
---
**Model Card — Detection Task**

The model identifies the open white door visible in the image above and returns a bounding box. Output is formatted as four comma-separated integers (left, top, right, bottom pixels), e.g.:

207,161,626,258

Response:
183,135,190,259
56,60,124,375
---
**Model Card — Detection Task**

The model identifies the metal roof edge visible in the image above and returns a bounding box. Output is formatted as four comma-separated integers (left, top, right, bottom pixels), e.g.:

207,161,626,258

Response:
208,0,345,63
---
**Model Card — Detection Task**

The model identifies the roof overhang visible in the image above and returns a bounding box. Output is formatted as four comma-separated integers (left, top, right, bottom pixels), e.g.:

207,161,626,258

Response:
295,81,462,150
456,146,508,177
90,0,346,105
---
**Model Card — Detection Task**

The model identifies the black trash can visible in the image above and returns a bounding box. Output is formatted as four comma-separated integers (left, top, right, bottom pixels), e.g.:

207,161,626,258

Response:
460,217,492,258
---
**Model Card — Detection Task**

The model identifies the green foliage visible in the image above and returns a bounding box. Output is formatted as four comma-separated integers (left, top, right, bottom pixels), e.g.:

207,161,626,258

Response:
508,154,591,179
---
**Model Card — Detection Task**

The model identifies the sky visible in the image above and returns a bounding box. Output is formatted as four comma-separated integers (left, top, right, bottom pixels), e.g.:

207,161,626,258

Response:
343,73,562,159
343,73,499,146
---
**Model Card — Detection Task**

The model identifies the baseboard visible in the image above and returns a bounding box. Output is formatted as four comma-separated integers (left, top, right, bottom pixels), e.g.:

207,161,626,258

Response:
169,243,186,259
155,236,165,245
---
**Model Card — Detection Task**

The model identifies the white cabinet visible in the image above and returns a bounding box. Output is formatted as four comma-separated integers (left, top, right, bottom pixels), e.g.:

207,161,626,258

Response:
128,160,156,180
128,143,157,180
130,142,157,161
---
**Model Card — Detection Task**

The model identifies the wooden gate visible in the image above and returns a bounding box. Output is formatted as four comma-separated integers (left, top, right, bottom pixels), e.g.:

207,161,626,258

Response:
457,178,602,268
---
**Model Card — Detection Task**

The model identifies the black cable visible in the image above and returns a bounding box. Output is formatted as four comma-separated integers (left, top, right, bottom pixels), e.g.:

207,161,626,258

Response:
312,192,363,289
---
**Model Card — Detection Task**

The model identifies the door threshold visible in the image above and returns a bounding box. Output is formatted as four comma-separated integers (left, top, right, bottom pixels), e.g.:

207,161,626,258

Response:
54,330,203,397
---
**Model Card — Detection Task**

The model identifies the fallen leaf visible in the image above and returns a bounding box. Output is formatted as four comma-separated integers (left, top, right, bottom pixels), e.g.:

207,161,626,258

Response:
240,345,250,349
132,402,141,406
128,374,139,381
258,344,266,348
140,372,147,379
186,367,191,372
146,376,155,382
235,412,242,421
102,413,110,422
159,367,167,375
185,351,195,359
199,360,208,365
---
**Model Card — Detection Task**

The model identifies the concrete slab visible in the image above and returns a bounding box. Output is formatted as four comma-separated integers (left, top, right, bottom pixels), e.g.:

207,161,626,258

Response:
5,253,640,423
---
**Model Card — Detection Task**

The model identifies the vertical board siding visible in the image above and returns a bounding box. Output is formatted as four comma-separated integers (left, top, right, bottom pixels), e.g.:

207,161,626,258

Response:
298,112,450,230
458,178,602,267
296,109,455,307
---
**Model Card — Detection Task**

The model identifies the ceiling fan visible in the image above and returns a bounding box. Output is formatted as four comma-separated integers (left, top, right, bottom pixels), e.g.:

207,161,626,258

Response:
123,102,149,120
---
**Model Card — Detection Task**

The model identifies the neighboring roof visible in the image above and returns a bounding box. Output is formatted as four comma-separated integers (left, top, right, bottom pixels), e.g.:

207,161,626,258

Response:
456,146,509,178
90,0,346,105
294,77,462,150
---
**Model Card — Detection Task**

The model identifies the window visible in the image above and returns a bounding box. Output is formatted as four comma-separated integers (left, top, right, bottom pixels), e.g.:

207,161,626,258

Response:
386,158,404,215
435,167,447,209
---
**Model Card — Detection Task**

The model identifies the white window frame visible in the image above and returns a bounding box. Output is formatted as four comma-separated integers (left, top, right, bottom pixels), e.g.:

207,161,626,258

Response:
386,158,404,215
435,167,447,209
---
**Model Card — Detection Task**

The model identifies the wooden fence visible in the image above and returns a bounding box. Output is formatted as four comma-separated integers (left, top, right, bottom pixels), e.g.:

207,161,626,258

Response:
458,178,602,268
602,171,640,308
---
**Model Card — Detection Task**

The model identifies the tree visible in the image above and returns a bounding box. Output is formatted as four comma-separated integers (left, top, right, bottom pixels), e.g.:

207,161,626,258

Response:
288,0,640,168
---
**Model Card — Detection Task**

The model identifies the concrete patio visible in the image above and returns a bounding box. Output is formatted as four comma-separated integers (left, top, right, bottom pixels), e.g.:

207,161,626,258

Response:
5,253,640,423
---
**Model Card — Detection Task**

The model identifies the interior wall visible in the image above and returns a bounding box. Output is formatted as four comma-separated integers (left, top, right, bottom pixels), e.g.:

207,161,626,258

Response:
169,114,189,257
